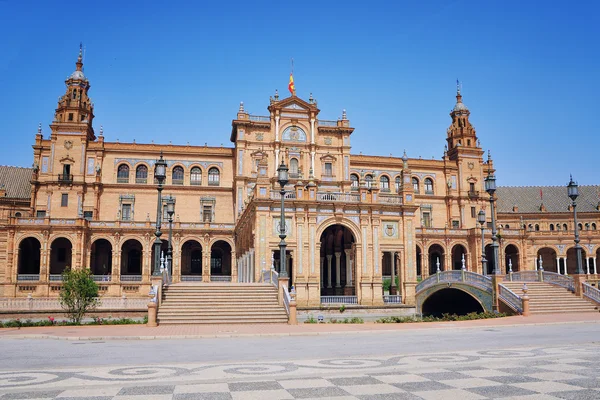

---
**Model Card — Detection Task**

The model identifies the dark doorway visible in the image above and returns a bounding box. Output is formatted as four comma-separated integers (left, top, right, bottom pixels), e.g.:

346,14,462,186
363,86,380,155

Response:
18,237,41,275
422,288,484,317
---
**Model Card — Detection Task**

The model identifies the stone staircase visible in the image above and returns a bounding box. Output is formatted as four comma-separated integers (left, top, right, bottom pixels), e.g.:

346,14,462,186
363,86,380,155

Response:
157,283,288,325
502,281,599,314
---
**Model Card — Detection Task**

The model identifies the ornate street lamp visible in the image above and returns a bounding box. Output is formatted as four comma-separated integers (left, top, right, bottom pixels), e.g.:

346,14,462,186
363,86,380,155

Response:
485,170,499,275
166,194,175,277
277,160,289,278
567,175,583,274
152,152,167,276
477,209,488,275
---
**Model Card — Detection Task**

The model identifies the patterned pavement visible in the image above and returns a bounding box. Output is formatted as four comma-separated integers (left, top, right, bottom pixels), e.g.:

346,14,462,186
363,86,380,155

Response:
1,343,599,399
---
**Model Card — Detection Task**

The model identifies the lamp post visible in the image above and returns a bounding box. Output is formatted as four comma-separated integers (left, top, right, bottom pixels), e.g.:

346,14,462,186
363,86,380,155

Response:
567,175,583,275
166,195,175,277
478,209,488,275
152,152,167,276
485,171,499,275
277,161,289,278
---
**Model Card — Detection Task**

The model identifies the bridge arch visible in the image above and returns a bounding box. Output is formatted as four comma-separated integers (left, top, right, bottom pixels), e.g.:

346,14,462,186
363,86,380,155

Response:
420,287,486,317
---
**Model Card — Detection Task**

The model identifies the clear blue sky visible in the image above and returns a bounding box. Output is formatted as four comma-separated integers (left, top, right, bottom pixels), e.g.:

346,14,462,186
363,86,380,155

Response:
1,1,598,186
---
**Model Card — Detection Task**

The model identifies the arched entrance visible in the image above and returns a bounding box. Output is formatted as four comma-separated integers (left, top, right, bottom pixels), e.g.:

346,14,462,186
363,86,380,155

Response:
50,238,72,275
90,239,112,276
485,244,496,275
211,241,232,277
451,244,467,270
416,245,422,278
18,237,41,277
566,247,587,275
421,288,484,317
537,247,557,273
181,240,203,279
428,244,445,274
504,244,520,273
320,225,356,296
121,239,143,276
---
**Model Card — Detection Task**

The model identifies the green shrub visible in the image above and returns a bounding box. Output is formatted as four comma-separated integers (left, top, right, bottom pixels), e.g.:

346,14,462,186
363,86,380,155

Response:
376,312,507,323
339,305,346,313
305,315,317,324
59,268,99,324
383,278,392,292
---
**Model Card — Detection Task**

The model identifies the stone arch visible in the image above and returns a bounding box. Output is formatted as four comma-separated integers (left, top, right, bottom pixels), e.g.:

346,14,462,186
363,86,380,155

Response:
504,244,520,273
181,239,203,277
319,223,356,296
17,237,41,276
90,238,113,276
210,240,232,276
537,247,558,273
379,174,391,191
418,285,490,316
316,217,362,246
170,163,185,184
49,237,73,275
121,239,144,275
566,246,587,275
451,244,468,270
428,243,445,274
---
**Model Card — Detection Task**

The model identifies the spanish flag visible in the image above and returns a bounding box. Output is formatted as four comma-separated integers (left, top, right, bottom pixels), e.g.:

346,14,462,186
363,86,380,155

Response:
288,73,295,95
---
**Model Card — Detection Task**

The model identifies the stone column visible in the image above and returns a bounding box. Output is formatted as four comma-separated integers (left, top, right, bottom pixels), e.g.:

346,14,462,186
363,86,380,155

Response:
326,254,333,288
556,257,561,274
563,257,568,275
593,257,597,275
344,249,353,286
335,252,341,288
390,252,396,295
586,257,590,275
320,257,325,288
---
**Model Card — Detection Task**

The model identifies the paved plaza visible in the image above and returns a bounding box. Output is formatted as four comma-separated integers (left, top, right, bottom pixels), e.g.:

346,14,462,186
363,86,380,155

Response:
1,315,599,399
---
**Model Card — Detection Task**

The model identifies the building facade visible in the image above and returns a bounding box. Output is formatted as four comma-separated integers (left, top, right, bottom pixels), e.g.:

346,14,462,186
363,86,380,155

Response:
1,50,599,306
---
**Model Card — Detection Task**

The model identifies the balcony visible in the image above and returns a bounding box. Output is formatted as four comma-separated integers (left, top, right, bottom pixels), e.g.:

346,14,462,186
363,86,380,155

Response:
135,178,147,184
58,174,73,184
117,177,130,183
468,190,479,199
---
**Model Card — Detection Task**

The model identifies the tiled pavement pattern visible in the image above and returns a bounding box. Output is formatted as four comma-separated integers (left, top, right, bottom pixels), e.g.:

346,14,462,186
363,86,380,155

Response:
1,344,599,399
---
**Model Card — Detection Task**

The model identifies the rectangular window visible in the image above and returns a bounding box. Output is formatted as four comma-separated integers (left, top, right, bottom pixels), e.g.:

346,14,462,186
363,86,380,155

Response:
68,113,74,121
36,210,46,218
324,163,333,176
469,182,475,192
121,204,132,221
471,207,476,218
83,211,93,220
452,220,460,229
422,212,431,228
203,205,213,222
87,158,95,175
41,157,49,173
61,193,68,207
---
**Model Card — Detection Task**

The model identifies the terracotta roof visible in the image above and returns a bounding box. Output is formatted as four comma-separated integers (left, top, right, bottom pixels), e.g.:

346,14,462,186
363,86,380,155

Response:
0,166,33,199
497,185,600,214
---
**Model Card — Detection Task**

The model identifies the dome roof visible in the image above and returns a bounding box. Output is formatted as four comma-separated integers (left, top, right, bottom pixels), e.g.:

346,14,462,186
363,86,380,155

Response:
453,101,469,112
69,70,86,81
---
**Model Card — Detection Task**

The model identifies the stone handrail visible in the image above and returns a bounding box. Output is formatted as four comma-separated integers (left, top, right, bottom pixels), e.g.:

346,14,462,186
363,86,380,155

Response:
542,272,575,292
498,284,523,313
582,283,600,305
316,192,361,202
378,194,403,205
320,296,358,304
249,115,270,122
283,285,291,315
416,270,492,293
318,120,338,127
383,295,402,304
261,269,279,289
17,274,40,281
507,271,539,281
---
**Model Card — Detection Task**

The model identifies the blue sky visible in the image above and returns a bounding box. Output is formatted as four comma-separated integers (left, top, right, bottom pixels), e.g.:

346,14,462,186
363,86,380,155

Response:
0,1,598,186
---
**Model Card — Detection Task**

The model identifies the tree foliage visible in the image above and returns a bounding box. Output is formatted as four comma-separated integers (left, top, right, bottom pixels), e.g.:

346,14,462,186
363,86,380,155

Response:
59,268,100,324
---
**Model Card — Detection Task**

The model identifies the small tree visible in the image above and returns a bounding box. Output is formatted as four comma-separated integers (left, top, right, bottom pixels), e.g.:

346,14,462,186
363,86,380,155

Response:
59,268,100,324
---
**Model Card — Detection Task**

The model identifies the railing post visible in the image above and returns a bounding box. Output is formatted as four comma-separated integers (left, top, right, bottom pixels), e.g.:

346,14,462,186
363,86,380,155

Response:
147,285,158,327
278,277,289,306
288,288,297,325
573,274,586,298
521,283,530,317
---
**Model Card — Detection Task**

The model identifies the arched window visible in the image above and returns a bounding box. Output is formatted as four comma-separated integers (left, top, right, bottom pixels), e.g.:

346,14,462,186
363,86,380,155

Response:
424,178,434,194
592,223,597,230
505,224,510,229
365,174,373,188
550,224,554,231
535,224,540,231
578,223,583,230
172,166,184,185
190,167,202,185
556,224,561,231
290,158,299,177
395,176,401,193
563,223,568,231
15,212,22,218
135,165,148,184
208,167,220,186
380,175,390,191
350,174,359,189
412,177,420,193
585,223,590,230
117,164,130,183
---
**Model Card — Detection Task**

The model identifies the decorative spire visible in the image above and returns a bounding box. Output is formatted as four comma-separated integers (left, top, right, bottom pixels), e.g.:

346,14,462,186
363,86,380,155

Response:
309,92,314,104
76,42,83,71
37,122,42,135
239,101,244,112
401,150,408,162
274,89,279,101
456,79,461,95
99,125,103,137
341,109,347,120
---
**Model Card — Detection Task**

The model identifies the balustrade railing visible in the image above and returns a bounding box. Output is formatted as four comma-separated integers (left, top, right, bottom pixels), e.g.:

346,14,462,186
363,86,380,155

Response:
249,115,270,122
17,274,40,281
92,275,112,282
416,270,492,293
120,275,142,282
181,275,203,282
378,194,403,205
582,283,600,305
542,271,575,292
270,191,297,200
318,120,338,127
261,269,279,288
49,274,63,282
283,285,291,315
0,296,148,311
383,295,402,304
316,192,361,202
210,276,232,282
507,271,539,282
321,296,358,304
498,284,523,313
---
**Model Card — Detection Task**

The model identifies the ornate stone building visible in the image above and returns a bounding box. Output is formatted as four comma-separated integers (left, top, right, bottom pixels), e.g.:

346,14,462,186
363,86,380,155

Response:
0,49,598,308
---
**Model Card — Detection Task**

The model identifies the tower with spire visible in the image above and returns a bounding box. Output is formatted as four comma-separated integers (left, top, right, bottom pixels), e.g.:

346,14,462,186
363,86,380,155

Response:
50,43,95,141
446,80,480,160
